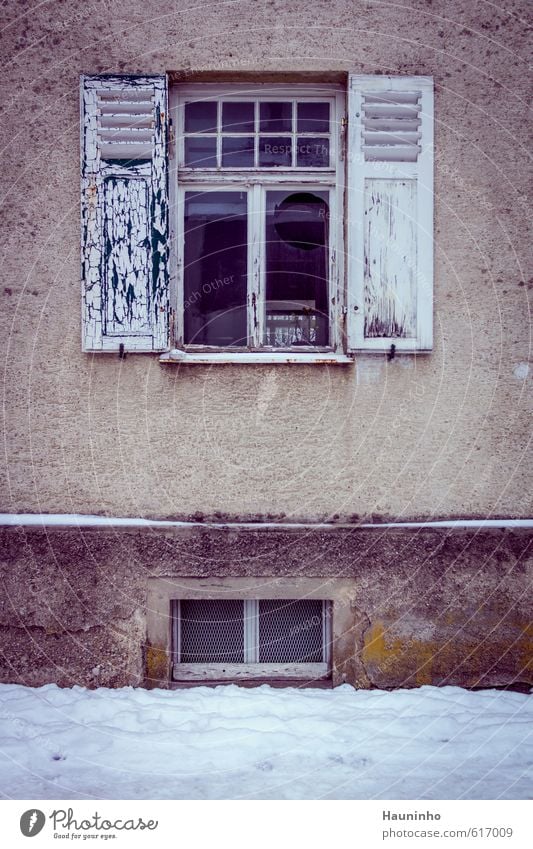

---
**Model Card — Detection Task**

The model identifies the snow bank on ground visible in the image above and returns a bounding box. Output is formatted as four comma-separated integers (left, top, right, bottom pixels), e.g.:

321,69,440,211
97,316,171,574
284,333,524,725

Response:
1,684,531,800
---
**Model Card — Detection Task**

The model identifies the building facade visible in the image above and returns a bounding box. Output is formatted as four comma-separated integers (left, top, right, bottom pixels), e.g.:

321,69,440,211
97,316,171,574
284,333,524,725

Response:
1,0,531,689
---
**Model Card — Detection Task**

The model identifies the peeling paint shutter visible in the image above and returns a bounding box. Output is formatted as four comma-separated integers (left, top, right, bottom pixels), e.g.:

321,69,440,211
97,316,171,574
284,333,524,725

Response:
346,75,433,352
81,75,169,352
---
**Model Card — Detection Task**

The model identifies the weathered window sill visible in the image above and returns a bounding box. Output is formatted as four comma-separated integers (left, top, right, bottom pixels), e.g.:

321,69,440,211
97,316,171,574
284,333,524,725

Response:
159,351,355,365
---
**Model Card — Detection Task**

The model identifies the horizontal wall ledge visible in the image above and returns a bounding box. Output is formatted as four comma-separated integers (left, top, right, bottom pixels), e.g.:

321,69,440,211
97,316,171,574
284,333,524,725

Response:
0,514,532,530
159,351,354,365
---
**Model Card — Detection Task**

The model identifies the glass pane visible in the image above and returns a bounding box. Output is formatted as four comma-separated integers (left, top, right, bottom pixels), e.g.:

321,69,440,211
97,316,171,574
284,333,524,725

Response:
184,191,248,346
222,136,254,167
259,102,292,132
184,136,217,168
179,600,245,663
222,101,255,133
296,137,330,167
258,136,292,167
265,190,329,347
184,101,217,133
258,600,324,663
297,101,330,133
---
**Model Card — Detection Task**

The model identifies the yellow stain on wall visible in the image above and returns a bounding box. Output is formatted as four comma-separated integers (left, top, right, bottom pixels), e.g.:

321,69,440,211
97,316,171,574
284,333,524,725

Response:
362,617,533,687
517,623,533,677
145,645,169,683
362,621,386,664
361,621,441,686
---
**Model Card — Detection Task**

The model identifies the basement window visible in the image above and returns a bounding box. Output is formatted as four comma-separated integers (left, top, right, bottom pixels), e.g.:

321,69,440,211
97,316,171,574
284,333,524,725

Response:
172,598,332,681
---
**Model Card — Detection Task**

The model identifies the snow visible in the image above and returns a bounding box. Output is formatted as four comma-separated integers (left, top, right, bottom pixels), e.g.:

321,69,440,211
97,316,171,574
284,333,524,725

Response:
0,683,531,800
1,513,532,529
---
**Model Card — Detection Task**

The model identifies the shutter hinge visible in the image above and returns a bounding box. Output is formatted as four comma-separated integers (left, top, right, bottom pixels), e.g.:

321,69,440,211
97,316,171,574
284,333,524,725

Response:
340,115,348,161
168,118,175,159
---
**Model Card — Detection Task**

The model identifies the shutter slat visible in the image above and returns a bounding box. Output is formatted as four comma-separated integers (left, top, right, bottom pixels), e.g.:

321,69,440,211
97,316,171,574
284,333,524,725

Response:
98,102,154,115
364,92,420,104
362,145,420,162
98,142,155,159
363,117,421,131
363,103,421,119
363,131,421,145
99,114,154,128
98,90,155,102
81,75,169,353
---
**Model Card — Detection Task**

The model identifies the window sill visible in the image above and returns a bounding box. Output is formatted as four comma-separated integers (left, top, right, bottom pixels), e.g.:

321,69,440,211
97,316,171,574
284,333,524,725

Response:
159,350,354,365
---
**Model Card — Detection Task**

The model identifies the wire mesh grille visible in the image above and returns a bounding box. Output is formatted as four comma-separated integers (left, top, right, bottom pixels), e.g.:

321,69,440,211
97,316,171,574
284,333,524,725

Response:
179,599,245,663
177,599,327,665
258,599,324,663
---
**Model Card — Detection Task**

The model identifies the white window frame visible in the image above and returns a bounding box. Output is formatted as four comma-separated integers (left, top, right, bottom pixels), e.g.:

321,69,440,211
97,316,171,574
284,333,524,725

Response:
172,598,332,681
167,83,349,362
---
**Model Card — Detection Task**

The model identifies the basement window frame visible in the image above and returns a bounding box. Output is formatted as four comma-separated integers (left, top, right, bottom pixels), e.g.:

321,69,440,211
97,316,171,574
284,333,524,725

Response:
171,597,333,682
167,82,348,362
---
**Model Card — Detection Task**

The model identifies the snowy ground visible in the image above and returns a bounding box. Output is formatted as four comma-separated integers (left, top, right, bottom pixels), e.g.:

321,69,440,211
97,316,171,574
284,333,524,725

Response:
0,683,531,800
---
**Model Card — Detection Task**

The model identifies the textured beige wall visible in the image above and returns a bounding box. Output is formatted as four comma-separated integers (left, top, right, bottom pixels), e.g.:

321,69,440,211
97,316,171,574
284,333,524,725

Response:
1,0,531,521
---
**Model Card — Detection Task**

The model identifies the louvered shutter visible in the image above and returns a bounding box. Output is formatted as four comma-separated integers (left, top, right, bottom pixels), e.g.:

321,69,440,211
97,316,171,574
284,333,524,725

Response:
346,75,433,352
81,75,169,352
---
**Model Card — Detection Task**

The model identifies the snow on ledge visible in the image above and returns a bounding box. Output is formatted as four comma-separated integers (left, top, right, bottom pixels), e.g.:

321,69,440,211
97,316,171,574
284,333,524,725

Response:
0,514,532,530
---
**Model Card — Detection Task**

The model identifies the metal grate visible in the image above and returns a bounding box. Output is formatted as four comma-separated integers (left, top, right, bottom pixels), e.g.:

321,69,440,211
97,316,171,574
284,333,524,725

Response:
175,599,329,667
258,599,324,662
178,599,245,663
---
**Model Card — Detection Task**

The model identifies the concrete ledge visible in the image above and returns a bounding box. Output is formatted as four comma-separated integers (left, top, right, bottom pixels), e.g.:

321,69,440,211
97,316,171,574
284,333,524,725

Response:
1,524,531,690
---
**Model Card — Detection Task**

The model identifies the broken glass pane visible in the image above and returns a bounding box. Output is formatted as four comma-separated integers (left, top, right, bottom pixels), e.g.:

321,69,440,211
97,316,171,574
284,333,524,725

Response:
265,190,329,347
184,191,248,346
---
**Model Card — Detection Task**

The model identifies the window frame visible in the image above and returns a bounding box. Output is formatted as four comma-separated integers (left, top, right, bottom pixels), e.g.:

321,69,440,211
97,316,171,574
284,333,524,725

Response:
168,83,347,357
172,598,333,681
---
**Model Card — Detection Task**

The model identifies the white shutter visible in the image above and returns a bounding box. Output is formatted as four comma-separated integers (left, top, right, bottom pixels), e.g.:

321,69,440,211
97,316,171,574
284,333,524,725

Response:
81,75,169,352
346,75,433,352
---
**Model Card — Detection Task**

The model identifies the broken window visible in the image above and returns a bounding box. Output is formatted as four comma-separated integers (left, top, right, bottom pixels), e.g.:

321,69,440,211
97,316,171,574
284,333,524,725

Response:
173,86,344,352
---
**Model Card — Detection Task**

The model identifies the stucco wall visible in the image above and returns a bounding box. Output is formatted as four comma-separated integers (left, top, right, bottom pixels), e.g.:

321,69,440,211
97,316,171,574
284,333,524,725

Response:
1,0,531,521
0,526,530,689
